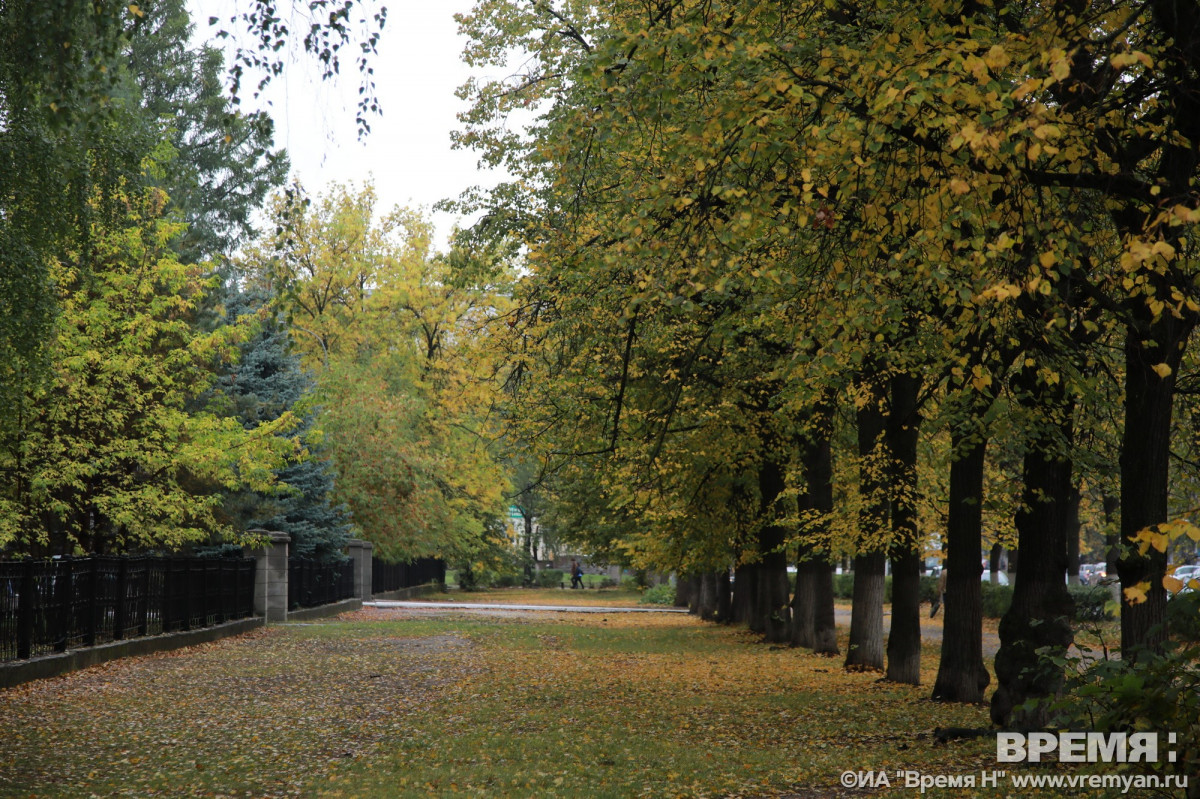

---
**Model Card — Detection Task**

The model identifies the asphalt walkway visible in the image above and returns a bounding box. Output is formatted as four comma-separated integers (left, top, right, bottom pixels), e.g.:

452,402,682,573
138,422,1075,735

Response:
366,600,689,614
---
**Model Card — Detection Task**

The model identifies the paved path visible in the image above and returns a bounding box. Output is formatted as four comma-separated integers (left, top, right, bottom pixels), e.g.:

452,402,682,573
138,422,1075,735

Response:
366,600,689,614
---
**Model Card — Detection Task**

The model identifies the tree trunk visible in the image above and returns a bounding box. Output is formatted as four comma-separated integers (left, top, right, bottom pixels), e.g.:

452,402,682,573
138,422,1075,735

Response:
811,559,839,655
1117,317,1190,657
733,563,756,627
674,574,695,608
887,549,921,683
932,434,990,703
1066,484,1082,586
792,555,816,648
846,552,886,671
992,393,1075,728
756,459,791,642
885,372,922,685
715,569,732,622
696,572,717,620
807,428,840,655
1102,494,1120,578
988,543,1003,584
846,388,886,672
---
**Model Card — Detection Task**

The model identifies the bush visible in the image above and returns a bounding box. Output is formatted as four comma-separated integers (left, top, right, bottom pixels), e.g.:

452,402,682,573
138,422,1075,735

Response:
980,581,1013,618
1167,590,1200,642
640,583,675,605
535,569,565,588
620,576,639,592
826,573,941,603
1040,640,1200,789
1067,583,1114,621
488,571,522,588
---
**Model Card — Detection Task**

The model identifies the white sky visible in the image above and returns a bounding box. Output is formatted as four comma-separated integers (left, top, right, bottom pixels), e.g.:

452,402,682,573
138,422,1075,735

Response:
189,0,506,249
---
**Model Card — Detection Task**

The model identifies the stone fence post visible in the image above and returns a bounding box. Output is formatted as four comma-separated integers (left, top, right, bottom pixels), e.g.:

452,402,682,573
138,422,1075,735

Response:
245,530,291,623
346,539,374,600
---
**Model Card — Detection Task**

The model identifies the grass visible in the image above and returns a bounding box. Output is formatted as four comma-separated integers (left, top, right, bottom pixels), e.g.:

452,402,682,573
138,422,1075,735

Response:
0,601,1084,798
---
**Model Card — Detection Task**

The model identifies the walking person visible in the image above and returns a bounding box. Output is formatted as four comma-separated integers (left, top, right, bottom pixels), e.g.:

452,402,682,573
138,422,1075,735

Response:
570,559,583,589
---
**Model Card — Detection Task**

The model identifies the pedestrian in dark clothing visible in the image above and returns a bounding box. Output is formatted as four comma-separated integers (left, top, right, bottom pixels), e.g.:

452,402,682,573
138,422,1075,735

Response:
570,559,583,589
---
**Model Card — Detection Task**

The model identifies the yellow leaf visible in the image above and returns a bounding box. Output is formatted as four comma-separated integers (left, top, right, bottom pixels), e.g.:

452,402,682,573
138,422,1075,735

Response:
1123,582,1149,604
1152,363,1172,379
1051,57,1071,82
1163,576,1184,593
1038,251,1057,268
949,178,971,195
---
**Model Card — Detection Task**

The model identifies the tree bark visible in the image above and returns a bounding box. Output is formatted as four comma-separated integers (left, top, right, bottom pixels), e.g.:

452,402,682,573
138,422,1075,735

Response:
792,556,816,648
1117,316,1190,657
732,563,756,628
992,391,1075,728
885,372,922,685
845,552,886,671
674,574,695,608
696,572,717,620
1066,483,1082,586
715,568,732,622
846,387,886,671
932,434,990,703
754,459,791,642
988,543,1004,584
810,558,839,655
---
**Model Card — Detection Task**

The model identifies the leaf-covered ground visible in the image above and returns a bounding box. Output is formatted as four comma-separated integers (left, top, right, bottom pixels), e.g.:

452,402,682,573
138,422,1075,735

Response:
0,602,1077,797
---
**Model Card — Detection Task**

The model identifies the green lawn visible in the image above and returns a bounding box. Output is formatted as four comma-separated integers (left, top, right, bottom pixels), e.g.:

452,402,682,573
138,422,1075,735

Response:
0,606,1086,797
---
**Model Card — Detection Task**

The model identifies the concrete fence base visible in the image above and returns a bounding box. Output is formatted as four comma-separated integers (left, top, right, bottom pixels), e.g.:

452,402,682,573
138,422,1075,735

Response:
0,617,265,690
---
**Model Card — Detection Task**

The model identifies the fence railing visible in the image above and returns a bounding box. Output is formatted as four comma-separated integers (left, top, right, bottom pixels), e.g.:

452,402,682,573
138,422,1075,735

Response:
0,556,255,663
287,557,355,610
372,557,445,593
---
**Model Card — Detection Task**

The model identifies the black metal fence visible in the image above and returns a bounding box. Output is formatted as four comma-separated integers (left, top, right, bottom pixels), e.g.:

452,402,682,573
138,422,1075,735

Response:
372,557,445,593
0,556,255,663
287,557,355,610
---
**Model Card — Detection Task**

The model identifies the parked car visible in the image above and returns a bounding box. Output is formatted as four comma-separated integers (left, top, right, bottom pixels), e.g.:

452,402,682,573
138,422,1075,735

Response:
1079,563,1107,585
1170,563,1200,593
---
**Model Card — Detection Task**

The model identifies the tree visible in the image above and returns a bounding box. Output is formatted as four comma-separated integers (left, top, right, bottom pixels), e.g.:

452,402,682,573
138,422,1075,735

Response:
0,183,296,555
212,281,354,560
245,183,511,562
129,0,288,262
0,0,381,429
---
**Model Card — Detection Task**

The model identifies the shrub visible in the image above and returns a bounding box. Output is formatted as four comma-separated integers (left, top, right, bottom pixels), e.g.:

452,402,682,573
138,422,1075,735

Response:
488,571,522,588
980,581,1013,618
1067,583,1114,622
620,576,639,592
535,569,565,589
1040,640,1200,790
640,583,675,605
1166,590,1200,642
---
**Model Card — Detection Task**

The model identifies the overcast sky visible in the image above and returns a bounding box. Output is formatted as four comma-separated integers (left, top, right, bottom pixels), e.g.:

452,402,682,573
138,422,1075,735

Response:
190,0,505,248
